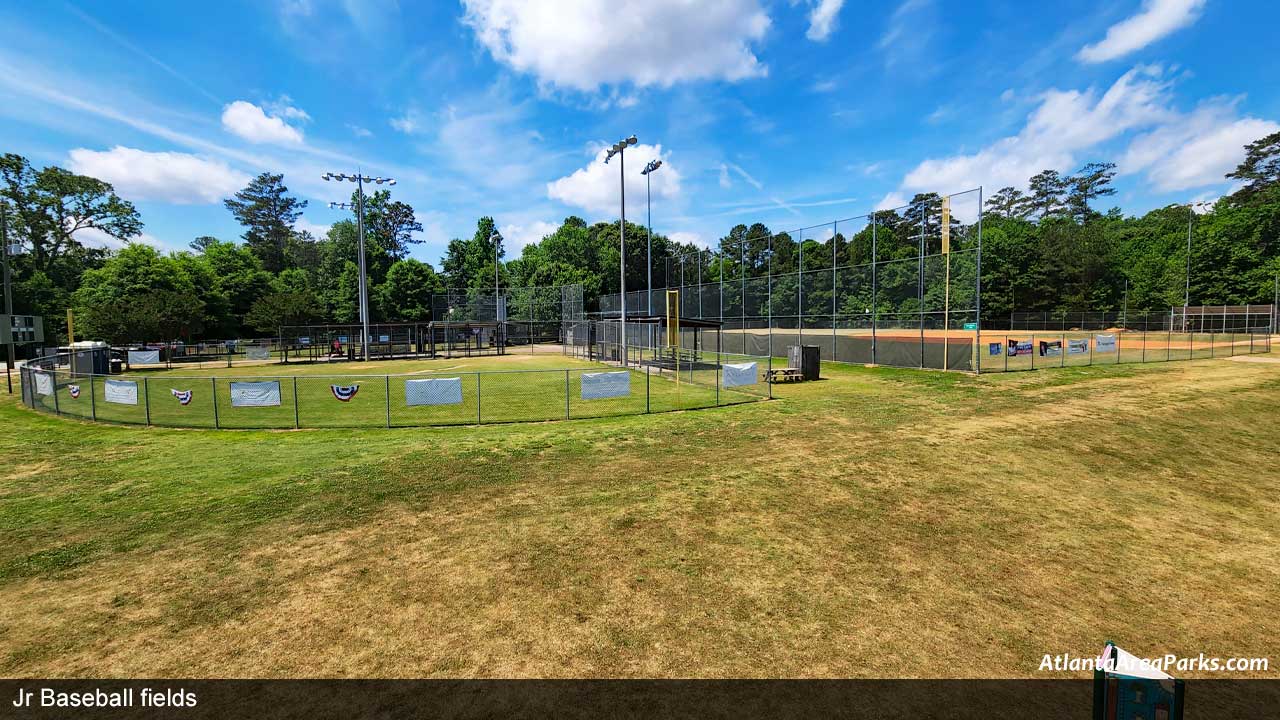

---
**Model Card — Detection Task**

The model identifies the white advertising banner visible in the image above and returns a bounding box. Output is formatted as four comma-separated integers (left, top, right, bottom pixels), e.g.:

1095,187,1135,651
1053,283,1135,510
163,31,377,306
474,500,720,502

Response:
229,381,282,407
1096,334,1117,352
104,379,139,405
34,371,54,396
722,362,758,388
581,371,630,400
245,346,271,361
128,350,161,365
405,377,463,406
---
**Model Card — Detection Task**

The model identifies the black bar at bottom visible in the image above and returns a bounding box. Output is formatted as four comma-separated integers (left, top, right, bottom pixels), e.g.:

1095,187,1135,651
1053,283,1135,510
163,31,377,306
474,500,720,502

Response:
0,680,1276,720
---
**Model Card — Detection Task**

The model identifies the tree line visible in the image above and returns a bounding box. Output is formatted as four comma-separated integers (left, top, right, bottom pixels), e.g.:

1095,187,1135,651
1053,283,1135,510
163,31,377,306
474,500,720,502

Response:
1,131,1277,345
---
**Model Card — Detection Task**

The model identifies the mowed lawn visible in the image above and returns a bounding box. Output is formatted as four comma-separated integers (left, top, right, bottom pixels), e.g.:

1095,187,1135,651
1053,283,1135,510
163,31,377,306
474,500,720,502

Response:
1,352,1278,678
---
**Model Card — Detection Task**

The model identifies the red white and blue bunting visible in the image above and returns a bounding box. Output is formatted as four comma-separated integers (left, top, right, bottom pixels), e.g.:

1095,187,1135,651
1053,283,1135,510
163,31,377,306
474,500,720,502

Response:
171,388,193,405
330,384,360,402
68,384,81,399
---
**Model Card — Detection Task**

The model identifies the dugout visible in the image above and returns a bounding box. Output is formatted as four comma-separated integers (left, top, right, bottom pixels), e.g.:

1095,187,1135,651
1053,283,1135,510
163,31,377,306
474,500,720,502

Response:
427,321,505,358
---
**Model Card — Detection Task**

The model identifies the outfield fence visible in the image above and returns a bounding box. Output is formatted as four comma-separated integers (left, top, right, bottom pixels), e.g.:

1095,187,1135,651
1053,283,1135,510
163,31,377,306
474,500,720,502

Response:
977,330,1271,372
19,350,771,429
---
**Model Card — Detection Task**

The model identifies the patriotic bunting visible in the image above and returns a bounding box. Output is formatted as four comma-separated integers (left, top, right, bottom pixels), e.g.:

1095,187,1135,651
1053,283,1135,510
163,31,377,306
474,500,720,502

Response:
330,384,360,402
68,384,81,399
171,388,193,405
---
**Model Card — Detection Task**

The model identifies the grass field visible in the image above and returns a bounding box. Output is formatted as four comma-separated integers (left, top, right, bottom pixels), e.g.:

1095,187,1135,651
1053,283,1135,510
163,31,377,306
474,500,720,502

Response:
2,351,1278,678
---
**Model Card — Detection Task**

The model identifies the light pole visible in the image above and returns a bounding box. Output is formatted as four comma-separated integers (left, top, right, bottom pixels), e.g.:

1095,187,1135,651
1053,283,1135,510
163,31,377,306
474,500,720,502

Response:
1184,200,1211,331
323,171,395,361
604,135,637,364
490,230,503,318
2,202,15,394
641,159,663,316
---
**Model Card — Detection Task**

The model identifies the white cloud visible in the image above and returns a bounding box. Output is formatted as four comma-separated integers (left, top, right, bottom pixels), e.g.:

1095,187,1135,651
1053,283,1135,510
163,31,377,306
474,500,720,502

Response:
1120,101,1279,192
1078,0,1205,64
547,143,682,216
669,231,708,249
461,0,770,92
806,0,845,42
899,65,1174,194
876,192,908,211
389,110,422,134
221,100,305,144
294,217,332,239
348,124,373,138
74,226,168,251
67,146,249,204
718,164,732,189
878,0,936,72
498,220,558,252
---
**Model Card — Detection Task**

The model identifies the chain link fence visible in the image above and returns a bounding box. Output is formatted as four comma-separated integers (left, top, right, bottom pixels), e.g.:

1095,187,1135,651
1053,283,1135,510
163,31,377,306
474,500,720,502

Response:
19,346,771,429
976,330,1271,372
602,190,983,372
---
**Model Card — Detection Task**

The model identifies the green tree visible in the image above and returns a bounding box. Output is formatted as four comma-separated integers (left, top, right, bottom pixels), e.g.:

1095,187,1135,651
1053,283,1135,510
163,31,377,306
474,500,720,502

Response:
244,291,324,334
223,172,306,273
1226,130,1280,206
377,258,442,321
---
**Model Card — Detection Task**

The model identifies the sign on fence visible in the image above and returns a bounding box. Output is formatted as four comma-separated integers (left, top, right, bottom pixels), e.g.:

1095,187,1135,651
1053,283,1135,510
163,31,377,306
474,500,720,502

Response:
230,381,281,407
104,379,139,405
1007,340,1033,357
405,377,463,406
246,346,271,361
34,371,54,396
128,349,160,365
1039,340,1063,357
1067,339,1089,355
988,342,1003,356
1096,334,1117,352
581,371,630,400
722,362,758,388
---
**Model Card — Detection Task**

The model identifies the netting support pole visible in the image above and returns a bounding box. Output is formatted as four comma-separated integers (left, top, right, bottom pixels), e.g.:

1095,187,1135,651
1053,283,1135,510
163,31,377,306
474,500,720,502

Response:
871,212,878,365
293,377,300,428
976,186,983,375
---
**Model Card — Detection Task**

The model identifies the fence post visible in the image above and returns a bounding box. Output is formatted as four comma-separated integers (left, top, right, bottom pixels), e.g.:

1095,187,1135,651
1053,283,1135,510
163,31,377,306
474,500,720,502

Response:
385,375,391,428
1089,332,1094,366
53,372,61,415
143,377,151,425
1060,333,1065,368
212,377,219,429
645,365,651,413
1031,335,1036,370
476,373,482,424
1004,334,1009,372
89,374,97,421
1166,330,1171,362
767,354,773,399
293,376,300,429
565,369,570,420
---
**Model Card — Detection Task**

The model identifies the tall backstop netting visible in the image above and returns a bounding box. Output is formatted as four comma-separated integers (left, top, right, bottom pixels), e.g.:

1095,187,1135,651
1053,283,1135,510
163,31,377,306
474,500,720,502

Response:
602,189,983,371
277,283,585,360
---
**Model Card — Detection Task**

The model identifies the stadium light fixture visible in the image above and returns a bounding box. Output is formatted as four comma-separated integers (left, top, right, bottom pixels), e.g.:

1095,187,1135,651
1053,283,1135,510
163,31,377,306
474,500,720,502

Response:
322,169,398,361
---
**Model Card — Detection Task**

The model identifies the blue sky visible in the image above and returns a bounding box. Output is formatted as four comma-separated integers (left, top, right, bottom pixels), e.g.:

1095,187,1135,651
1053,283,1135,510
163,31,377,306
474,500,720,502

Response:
1,0,1277,264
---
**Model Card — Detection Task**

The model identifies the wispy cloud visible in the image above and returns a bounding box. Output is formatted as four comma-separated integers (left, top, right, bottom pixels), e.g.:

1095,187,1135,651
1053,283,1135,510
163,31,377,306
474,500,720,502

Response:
1078,0,1206,63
